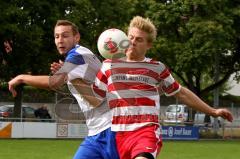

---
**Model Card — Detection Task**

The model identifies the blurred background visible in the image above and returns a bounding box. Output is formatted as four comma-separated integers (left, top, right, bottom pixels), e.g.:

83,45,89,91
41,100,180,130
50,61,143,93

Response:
1,0,240,140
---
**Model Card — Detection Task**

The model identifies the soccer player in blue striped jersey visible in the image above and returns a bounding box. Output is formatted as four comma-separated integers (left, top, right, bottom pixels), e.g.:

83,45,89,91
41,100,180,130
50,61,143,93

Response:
8,20,119,159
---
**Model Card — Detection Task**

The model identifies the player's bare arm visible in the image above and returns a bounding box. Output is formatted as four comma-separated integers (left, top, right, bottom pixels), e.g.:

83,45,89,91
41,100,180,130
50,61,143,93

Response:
70,78,103,107
174,86,233,122
48,72,68,91
8,75,50,97
8,73,68,97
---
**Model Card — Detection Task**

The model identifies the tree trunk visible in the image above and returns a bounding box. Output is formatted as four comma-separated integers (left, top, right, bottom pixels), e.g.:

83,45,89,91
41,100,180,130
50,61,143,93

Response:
13,84,24,120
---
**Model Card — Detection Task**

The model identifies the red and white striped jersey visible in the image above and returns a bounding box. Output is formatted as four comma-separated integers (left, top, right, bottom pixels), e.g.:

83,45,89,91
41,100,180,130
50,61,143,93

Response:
93,57,181,131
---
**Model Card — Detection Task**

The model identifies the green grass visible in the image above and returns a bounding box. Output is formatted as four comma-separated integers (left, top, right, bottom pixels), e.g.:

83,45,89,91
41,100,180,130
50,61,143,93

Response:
159,140,240,159
0,139,80,159
0,139,239,159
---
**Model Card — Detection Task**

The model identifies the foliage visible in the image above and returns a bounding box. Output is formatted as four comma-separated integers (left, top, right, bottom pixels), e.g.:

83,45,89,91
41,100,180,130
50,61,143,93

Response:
1,0,240,111
146,0,240,97
0,0,136,80
220,94,240,106
0,0,137,116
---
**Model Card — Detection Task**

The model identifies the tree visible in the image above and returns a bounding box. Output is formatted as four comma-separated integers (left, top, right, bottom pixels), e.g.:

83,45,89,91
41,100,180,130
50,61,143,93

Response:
0,0,136,81
0,0,135,118
144,0,240,122
146,0,240,97
0,0,67,117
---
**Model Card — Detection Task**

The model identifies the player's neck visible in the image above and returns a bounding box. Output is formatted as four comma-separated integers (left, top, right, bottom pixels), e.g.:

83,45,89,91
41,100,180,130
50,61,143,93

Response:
126,56,146,62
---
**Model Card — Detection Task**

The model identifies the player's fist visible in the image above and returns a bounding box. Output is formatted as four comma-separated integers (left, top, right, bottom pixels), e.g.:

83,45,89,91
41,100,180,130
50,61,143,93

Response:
213,108,233,122
50,60,64,74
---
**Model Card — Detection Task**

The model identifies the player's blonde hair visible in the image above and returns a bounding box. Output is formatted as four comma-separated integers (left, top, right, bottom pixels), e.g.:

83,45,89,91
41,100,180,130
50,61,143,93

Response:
128,16,157,43
55,20,79,36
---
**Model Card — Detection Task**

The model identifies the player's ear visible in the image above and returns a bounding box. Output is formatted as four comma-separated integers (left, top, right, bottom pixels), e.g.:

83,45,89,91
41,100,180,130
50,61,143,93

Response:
147,42,152,50
75,32,80,43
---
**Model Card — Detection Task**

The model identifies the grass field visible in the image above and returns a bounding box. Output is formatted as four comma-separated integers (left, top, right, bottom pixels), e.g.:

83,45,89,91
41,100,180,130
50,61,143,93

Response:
0,139,239,159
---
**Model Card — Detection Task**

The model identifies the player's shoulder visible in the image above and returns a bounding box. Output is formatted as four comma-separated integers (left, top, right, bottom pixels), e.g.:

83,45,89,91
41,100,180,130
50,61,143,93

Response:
103,59,112,63
103,57,126,63
76,45,101,61
67,45,94,57
67,45,101,64
145,57,164,65
76,45,94,55
144,58,168,72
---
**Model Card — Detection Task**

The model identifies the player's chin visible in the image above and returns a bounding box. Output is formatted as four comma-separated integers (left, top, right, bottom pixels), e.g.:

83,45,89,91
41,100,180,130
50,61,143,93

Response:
125,49,133,55
58,50,67,55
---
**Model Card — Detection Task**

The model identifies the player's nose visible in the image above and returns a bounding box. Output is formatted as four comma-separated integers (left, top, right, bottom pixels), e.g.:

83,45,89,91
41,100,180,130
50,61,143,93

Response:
129,39,135,47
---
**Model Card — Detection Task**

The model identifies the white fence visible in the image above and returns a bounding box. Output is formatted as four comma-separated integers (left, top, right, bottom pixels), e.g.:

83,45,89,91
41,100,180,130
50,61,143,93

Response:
0,122,88,138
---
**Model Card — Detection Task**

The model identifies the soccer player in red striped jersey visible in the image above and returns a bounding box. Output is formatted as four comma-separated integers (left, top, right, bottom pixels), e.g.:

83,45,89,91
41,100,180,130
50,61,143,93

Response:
76,16,233,159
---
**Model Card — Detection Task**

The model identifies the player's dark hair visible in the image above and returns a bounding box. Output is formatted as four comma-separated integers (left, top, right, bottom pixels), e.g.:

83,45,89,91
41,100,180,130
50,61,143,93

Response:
55,20,79,36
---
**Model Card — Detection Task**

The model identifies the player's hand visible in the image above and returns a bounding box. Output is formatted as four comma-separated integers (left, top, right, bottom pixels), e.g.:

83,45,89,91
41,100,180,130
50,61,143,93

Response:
8,75,23,97
213,108,233,122
50,60,64,74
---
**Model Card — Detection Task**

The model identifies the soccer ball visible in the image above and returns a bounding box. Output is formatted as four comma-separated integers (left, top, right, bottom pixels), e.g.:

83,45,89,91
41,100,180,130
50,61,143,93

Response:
97,28,130,59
